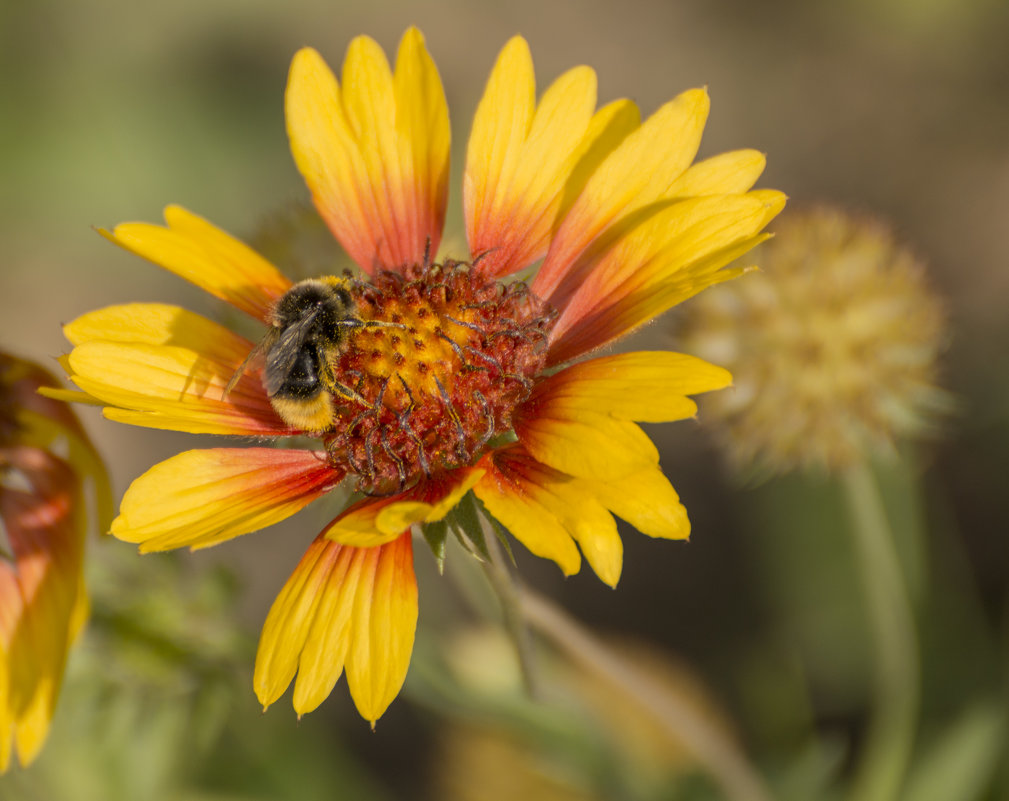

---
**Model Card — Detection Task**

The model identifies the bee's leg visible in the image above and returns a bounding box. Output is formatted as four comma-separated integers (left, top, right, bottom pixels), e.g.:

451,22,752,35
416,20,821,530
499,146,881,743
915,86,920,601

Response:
332,382,371,407
346,368,366,394
317,355,370,408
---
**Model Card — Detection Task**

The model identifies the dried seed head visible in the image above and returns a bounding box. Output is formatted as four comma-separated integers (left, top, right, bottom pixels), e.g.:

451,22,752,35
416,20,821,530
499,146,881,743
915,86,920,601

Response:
678,207,951,475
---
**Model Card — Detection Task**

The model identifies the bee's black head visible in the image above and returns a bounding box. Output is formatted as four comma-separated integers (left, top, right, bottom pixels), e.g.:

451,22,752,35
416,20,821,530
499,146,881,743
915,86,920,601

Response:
273,279,354,330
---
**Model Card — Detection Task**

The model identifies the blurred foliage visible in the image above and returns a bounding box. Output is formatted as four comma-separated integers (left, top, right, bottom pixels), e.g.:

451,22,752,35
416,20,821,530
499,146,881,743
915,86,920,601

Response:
0,544,391,801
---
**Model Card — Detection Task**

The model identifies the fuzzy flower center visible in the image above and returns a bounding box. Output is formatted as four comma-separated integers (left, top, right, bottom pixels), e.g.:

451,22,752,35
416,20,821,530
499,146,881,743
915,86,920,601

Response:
678,208,948,473
324,261,555,494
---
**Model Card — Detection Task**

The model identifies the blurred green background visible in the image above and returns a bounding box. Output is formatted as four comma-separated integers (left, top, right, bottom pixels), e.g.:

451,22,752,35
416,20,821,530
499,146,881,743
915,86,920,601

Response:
2,0,1008,798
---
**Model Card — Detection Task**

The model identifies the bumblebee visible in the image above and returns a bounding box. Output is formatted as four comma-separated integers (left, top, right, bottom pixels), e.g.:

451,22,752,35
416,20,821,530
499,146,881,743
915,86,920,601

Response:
226,277,370,432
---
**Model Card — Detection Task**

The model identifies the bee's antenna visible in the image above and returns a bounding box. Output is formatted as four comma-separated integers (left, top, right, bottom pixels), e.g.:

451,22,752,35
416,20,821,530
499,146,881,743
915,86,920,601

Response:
334,319,407,332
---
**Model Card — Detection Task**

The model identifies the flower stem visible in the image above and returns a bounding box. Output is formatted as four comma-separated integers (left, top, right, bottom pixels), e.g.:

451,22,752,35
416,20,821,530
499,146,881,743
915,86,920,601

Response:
518,585,772,801
842,462,919,801
476,513,542,700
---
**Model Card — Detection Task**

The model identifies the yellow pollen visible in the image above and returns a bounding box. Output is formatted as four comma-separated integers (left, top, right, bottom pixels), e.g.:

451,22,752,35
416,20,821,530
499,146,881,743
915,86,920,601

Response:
353,298,479,411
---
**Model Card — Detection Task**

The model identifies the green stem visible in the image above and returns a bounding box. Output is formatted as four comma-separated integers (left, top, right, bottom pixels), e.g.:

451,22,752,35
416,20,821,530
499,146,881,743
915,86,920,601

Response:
518,586,772,801
475,513,542,700
843,462,919,801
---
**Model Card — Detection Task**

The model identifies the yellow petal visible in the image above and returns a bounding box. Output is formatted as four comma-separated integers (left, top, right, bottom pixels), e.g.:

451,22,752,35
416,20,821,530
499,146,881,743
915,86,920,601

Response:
548,262,749,368
666,149,767,197
35,387,103,406
345,534,417,724
583,227,773,356
14,407,114,542
515,407,658,481
11,687,51,769
547,191,786,364
287,31,448,274
324,469,483,547
533,88,710,298
341,37,412,264
111,448,340,552
255,533,417,723
464,36,535,271
290,544,361,714
287,47,379,273
394,28,451,267
63,303,250,355
556,99,642,224
103,206,291,322
63,304,268,431
375,469,484,532
579,191,788,307
321,497,405,548
474,452,581,577
578,466,690,540
551,194,762,322
465,42,599,277
532,351,731,423
511,458,622,587
255,535,355,710
5,359,93,444
0,682,10,771
0,447,84,771
67,339,284,436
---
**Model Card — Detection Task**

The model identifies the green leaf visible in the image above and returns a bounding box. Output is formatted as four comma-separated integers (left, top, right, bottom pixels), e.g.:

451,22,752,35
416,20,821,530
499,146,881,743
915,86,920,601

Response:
448,491,491,561
420,518,449,573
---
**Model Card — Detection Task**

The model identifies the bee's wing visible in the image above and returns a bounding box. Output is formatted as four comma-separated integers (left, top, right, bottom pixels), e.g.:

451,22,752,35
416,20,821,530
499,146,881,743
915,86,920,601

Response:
223,328,279,399
263,309,321,397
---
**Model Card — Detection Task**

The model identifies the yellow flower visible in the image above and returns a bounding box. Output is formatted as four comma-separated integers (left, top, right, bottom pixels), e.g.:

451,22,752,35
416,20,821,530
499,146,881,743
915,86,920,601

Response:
678,207,949,474
55,29,783,723
0,351,108,771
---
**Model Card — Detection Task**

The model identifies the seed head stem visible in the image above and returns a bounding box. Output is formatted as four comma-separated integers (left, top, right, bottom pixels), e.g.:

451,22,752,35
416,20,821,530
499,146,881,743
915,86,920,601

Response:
843,462,920,801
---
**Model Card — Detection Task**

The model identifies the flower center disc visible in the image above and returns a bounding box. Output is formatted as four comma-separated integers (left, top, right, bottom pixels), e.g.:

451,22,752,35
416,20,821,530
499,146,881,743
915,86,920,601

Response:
325,261,555,494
